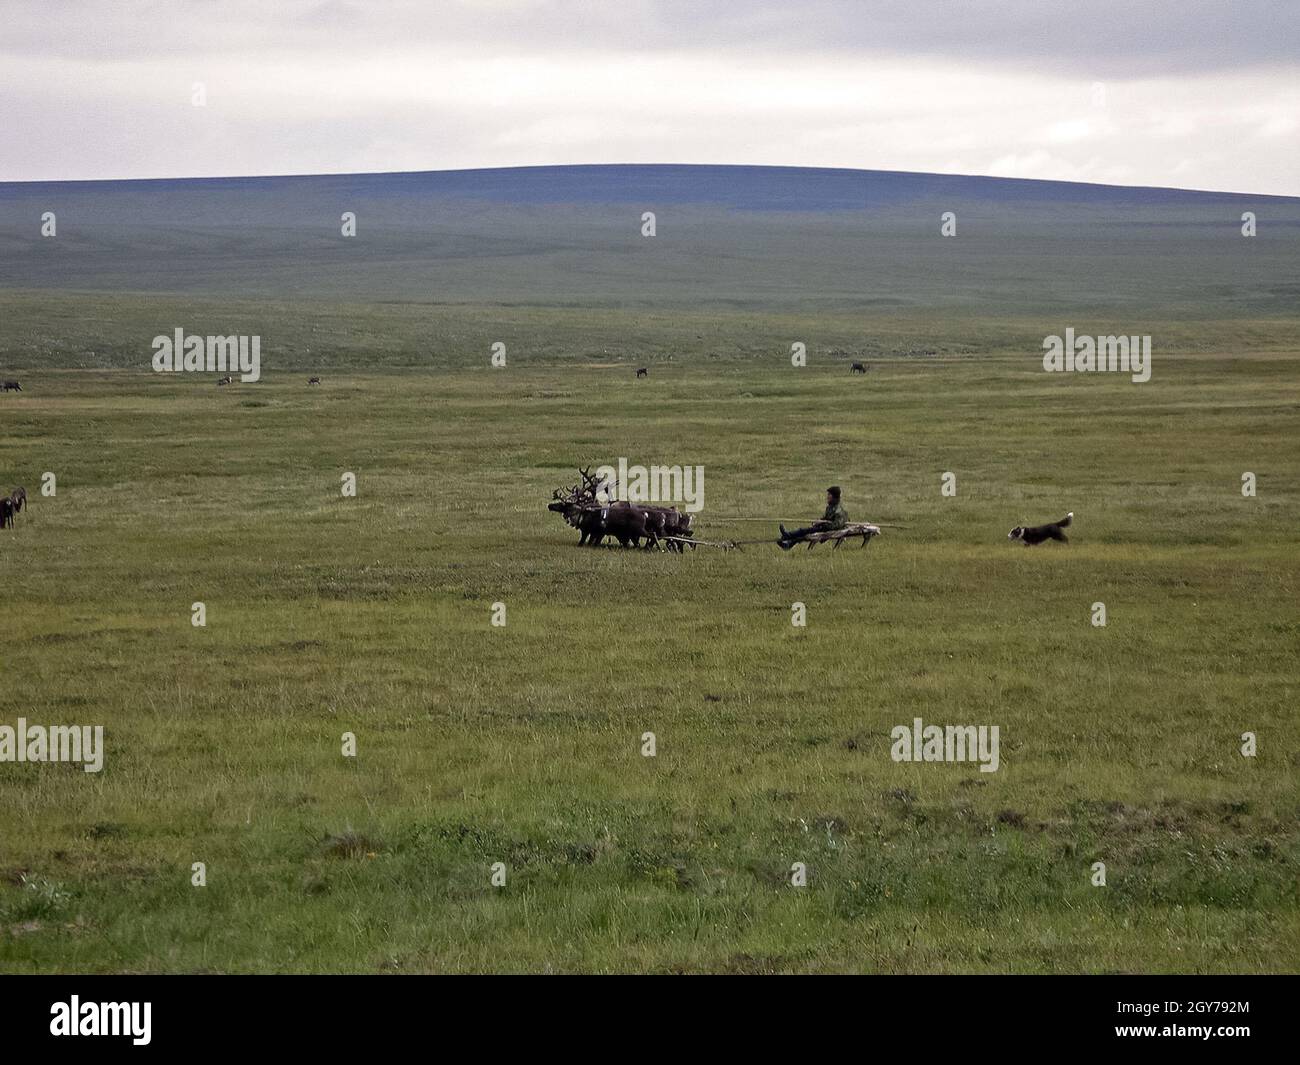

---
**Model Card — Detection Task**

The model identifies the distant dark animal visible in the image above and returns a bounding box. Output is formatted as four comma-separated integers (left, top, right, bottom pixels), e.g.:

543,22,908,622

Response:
9,487,25,523
1,381,21,392
1008,512,1072,546
0,498,12,529
308,376,322,385
850,362,867,374
635,367,648,378
217,375,232,386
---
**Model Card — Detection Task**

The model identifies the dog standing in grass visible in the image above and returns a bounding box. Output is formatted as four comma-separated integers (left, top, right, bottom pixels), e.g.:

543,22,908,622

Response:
2,488,28,529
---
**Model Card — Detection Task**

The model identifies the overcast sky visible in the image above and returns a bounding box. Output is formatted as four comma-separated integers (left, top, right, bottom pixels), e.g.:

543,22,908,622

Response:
3,0,1297,194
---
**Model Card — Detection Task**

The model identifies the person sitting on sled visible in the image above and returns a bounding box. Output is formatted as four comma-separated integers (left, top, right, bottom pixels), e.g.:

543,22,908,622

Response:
779,486,848,549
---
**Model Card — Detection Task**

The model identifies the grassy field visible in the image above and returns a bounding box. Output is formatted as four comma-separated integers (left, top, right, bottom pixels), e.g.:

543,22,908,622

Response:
0,302,1296,972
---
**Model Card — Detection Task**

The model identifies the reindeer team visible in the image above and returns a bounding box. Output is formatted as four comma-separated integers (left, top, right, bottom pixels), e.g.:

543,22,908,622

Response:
549,467,694,551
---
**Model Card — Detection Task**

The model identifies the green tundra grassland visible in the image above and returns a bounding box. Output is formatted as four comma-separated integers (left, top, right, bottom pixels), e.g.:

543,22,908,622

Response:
0,294,1296,973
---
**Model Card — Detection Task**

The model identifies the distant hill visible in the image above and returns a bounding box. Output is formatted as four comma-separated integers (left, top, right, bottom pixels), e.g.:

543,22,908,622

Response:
1,164,1297,313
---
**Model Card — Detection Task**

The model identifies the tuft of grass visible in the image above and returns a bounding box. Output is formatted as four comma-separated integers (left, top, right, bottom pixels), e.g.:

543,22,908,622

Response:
320,830,382,860
2,876,73,923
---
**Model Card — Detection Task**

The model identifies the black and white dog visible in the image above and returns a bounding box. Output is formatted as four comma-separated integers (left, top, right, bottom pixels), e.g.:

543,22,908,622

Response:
1008,512,1072,545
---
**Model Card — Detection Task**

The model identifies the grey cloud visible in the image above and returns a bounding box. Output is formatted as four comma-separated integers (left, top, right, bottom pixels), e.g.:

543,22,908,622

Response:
3,0,1297,74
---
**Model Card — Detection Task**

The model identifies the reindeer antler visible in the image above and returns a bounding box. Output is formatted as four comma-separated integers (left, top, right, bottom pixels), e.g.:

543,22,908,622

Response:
552,466,615,511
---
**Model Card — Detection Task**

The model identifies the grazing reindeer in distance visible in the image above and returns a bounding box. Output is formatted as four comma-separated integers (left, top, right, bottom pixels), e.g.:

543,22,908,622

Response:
850,362,867,374
8,487,25,524
1,380,21,391
308,376,321,385
0,497,12,529
635,367,648,378
217,375,232,386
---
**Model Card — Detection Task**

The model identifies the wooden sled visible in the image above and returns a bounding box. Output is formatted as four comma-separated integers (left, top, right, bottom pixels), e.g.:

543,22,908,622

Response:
800,522,882,549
